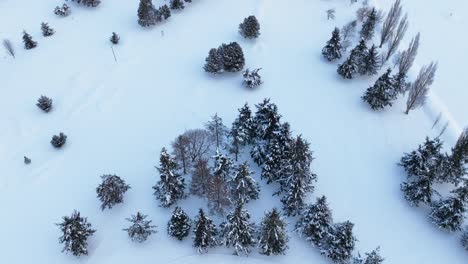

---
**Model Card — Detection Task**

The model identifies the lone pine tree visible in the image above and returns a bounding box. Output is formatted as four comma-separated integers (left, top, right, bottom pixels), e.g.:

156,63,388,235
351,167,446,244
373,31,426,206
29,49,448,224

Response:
36,95,53,112
96,174,131,210
167,207,191,240
56,210,96,256
258,208,289,255
41,22,55,37
362,68,397,110
220,204,256,255
153,148,186,208
123,212,157,243
242,68,263,89
322,27,342,61
239,15,260,39
193,209,218,253
22,31,37,50
110,32,120,44
295,196,333,249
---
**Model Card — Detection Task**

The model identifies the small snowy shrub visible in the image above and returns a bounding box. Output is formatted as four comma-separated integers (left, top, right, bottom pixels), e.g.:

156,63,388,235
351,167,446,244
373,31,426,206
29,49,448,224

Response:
243,68,263,89
51,133,67,148
123,212,157,242
36,95,53,112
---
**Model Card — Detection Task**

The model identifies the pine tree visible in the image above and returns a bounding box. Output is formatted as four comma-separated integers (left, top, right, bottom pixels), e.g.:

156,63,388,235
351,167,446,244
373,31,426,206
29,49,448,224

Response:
353,247,385,264
230,103,254,160
204,48,224,74
159,4,171,20
54,4,71,17
262,122,293,184
429,196,466,232
137,0,156,27
242,68,263,89
56,210,96,256
205,114,228,149
359,45,379,76
167,207,191,240
170,0,185,10
96,174,131,210
208,151,232,215
68,0,101,7
22,31,37,50
399,137,445,207
41,22,55,37
252,98,282,142
220,204,256,255
239,15,260,39
36,95,53,112
229,162,260,204
295,196,333,248
190,158,211,197
219,42,245,72
51,132,67,148
153,148,186,208
322,27,342,61
440,128,468,185
391,72,410,95
193,209,218,253
123,212,157,243
258,208,289,255
461,226,468,251
360,8,377,41
110,32,120,44
337,40,368,79
322,221,357,264
362,68,397,110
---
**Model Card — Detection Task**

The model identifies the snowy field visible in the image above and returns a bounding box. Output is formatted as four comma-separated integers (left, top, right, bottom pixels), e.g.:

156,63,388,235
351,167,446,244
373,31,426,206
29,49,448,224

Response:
0,0,467,263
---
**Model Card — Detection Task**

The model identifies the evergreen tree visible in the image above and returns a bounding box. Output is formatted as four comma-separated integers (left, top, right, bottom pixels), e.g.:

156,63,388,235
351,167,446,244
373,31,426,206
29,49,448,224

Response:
193,209,218,253
295,196,333,248
359,45,379,76
54,4,71,17
261,135,287,184
361,68,397,110
36,95,53,112
219,42,245,72
242,68,263,89
51,132,67,148
207,151,232,215
41,22,55,37
22,31,37,50
153,148,186,208
167,207,191,240
337,39,368,79
360,8,377,41
322,221,357,264
220,204,256,255
322,27,342,61
252,98,282,142
258,208,289,255
204,48,224,74
56,210,96,256
440,128,468,185
190,158,211,197
230,103,254,160
96,174,131,210
110,32,120,44
461,226,468,251
239,15,260,39
229,162,260,204
159,4,171,20
68,0,101,7
123,212,157,243
429,195,466,232
137,0,156,27
353,247,385,264
170,0,184,10
205,113,228,149
391,71,410,95
399,137,445,207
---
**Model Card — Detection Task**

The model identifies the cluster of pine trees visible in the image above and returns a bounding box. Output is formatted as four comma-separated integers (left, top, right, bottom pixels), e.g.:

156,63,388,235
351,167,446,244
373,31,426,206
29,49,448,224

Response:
399,128,468,249
137,0,194,27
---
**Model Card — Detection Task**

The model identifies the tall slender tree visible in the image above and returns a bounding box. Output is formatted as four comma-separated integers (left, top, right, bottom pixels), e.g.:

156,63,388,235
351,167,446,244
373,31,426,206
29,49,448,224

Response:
258,208,289,255
153,148,186,208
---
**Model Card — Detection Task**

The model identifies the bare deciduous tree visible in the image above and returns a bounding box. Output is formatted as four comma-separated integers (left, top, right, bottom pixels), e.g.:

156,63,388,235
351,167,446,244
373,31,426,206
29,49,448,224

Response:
379,0,403,48
341,20,357,51
207,173,231,216
405,62,438,114
172,134,190,174
185,129,213,163
398,33,420,75
190,159,212,197
327,9,336,20
3,39,15,58
384,14,408,62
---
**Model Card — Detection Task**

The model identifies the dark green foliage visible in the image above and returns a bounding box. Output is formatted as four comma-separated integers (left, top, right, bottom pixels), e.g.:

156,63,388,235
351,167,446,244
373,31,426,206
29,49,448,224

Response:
359,45,380,76
96,174,130,210
193,209,218,253
51,132,67,148
170,0,184,10
229,162,260,204
56,210,96,256
220,204,256,255
41,22,55,37
322,28,342,61
123,212,157,243
110,32,120,44
239,16,260,39
37,95,53,112
23,31,37,50
68,0,101,7
360,8,377,41
153,148,186,207
322,221,357,264
362,68,397,110
295,196,333,248
167,207,191,240
258,208,289,255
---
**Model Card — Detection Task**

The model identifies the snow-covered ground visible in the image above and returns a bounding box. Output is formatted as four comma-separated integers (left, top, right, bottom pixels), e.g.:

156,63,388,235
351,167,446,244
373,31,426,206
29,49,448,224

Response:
0,0,466,263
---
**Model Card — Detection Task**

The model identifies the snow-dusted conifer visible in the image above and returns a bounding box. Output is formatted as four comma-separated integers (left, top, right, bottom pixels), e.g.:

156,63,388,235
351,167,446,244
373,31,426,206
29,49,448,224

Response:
170,0,184,10
159,4,171,20
153,148,186,208
37,95,53,112
123,212,157,242
229,162,260,204
337,40,367,79
138,0,156,27
110,32,120,44
51,132,67,148
362,68,396,110
295,196,333,248
23,31,37,50
68,0,101,7
56,210,96,256
239,16,260,39
41,22,55,37
55,4,71,17
96,174,130,210
219,42,245,72
220,204,256,255
359,44,380,76
322,27,342,61
243,68,263,89
322,221,357,264
230,103,254,159
461,227,468,251
360,8,377,41
167,207,191,240
204,48,224,74
258,208,289,255
193,209,218,253
429,195,466,232
207,151,232,215
354,247,385,264
440,128,468,185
